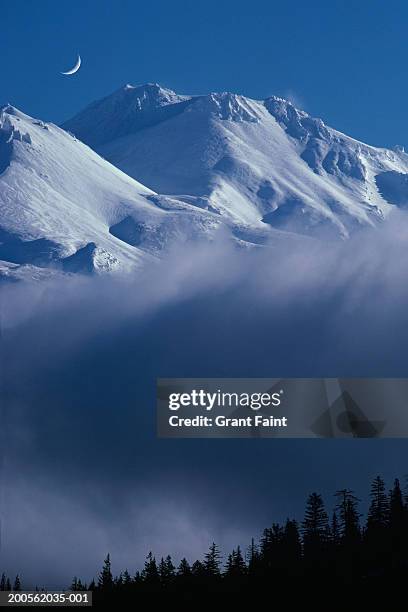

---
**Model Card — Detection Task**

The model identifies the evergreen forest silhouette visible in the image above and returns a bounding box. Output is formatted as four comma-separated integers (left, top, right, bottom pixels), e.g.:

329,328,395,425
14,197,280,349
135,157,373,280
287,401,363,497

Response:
2,475,408,603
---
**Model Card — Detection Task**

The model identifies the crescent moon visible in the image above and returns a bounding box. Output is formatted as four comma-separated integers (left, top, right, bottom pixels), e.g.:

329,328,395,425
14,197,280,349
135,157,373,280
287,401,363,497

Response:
61,55,81,76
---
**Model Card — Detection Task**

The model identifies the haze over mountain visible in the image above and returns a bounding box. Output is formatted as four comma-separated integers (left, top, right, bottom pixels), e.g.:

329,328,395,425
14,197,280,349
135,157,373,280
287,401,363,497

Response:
2,83,408,280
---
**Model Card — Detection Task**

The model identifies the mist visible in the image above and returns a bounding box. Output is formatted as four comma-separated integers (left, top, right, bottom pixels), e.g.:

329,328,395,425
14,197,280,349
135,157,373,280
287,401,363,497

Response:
2,213,408,586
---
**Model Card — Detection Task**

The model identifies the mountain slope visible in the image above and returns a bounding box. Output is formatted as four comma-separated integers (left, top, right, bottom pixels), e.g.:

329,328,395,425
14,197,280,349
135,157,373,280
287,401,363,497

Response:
0,104,225,280
63,84,408,239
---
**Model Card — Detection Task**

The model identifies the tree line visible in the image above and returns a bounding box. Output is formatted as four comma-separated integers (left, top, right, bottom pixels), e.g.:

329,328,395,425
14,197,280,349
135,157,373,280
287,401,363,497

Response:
3,474,408,601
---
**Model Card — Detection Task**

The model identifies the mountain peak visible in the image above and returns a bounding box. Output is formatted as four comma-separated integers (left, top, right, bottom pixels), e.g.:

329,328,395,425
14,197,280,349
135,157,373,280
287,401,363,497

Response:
62,82,192,147
103,82,184,108
0,104,27,119
186,91,260,123
0,103,16,114
119,81,178,97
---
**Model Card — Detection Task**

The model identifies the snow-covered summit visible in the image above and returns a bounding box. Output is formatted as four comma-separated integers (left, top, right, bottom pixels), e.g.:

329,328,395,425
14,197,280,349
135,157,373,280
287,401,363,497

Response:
62,83,193,147
62,83,408,239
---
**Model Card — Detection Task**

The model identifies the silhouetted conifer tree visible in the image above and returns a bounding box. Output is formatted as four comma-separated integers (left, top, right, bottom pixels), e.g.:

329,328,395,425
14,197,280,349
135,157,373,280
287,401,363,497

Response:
13,576,21,592
260,523,284,574
282,519,302,575
389,478,407,571
302,492,329,571
122,570,131,585
177,558,191,577
176,558,192,590
98,554,113,590
368,476,389,527
141,552,160,588
191,560,206,578
335,489,360,541
190,560,206,590
71,577,79,591
204,543,222,577
335,489,361,580
159,555,175,586
225,546,246,578
365,476,390,574
246,537,261,578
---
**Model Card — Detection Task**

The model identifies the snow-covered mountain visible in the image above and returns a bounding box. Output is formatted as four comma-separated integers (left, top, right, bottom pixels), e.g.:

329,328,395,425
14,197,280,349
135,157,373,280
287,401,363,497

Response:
2,84,408,280
0,103,227,281
63,83,408,240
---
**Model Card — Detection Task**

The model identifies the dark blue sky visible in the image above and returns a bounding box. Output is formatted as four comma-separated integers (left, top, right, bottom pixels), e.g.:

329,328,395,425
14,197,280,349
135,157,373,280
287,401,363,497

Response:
1,0,408,148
